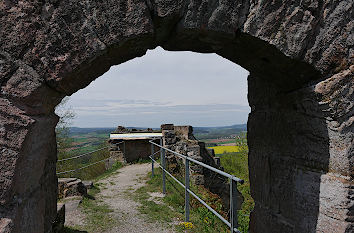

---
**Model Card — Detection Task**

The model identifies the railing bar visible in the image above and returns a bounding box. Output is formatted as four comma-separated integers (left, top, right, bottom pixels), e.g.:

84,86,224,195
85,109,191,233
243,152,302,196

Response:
57,142,123,162
148,150,162,157
149,156,185,188
57,156,111,175
58,147,108,162
185,156,190,222
149,141,243,183
149,155,241,233
231,177,234,232
151,143,155,177
161,147,166,194
188,188,241,232
150,156,236,229
187,188,230,226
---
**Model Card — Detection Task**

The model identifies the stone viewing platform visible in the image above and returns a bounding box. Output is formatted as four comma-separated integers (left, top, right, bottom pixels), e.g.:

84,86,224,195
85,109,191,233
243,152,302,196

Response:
108,126,162,163
108,124,244,210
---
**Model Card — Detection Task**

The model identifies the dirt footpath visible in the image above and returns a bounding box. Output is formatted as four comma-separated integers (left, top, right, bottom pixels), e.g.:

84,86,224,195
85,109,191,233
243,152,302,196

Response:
63,163,174,232
97,163,174,233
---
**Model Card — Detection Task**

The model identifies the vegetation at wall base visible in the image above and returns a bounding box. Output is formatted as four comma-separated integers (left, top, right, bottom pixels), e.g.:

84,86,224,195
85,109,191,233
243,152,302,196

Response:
56,142,113,181
55,98,116,181
77,185,117,232
133,169,230,233
130,132,251,232
60,162,123,233
219,152,254,233
59,226,88,233
93,161,123,181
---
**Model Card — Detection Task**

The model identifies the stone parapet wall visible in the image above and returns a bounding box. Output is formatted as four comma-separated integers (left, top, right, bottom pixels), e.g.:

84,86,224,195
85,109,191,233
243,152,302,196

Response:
57,178,87,199
162,124,243,210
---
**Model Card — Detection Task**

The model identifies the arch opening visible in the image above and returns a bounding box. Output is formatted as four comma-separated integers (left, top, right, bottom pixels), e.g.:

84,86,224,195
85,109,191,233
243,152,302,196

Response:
55,47,251,231
45,33,329,233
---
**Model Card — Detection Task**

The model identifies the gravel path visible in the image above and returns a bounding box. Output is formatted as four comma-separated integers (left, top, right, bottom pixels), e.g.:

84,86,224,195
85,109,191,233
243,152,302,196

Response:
97,163,174,233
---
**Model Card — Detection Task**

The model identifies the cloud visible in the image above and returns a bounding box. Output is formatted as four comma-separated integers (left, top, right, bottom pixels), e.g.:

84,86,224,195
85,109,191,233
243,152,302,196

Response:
70,103,250,127
66,47,250,127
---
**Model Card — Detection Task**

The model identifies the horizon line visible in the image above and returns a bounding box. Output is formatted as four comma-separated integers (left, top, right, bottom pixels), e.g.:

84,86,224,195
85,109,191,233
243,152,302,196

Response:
70,123,247,129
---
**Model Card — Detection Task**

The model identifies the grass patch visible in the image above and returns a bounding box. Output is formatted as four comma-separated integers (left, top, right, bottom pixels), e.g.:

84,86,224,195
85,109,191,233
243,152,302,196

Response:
60,162,123,233
220,152,254,233
61,185,116,233
132,172,179,225
77,162,124,232
132,169,230,233
80,185,117,232
93,161,123,181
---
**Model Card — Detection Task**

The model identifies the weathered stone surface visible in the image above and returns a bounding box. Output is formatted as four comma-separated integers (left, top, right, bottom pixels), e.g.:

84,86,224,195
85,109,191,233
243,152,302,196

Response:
58,178,87,199
162,125,244,211
191,174,204,185
52,203,65,233
82,181,94,190
0,0,352,232
0,218,12,233
109,150,125,164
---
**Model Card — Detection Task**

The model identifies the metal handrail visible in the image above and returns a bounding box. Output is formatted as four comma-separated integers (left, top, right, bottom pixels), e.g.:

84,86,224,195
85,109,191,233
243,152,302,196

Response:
149,140,244,184
149,139,243,233
56,156,111,175
57,141,124,162
56,141,124,175
149,155,235,229
57,147,109,162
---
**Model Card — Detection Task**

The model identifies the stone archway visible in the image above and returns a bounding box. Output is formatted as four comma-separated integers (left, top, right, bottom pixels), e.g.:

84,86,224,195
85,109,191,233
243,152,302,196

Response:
0,1,352,233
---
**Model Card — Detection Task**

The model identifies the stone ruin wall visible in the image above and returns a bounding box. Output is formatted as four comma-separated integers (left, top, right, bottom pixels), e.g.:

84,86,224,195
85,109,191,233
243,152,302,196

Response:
161,124,243,210
109,126,161,163
108,124,244,210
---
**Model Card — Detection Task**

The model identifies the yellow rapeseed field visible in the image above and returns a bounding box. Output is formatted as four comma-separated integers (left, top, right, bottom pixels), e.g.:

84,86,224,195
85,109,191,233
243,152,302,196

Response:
208,146,240,154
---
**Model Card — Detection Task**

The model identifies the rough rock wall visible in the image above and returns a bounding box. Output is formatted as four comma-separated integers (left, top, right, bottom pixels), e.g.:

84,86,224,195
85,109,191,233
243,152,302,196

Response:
0,1,352,232
161,124,244,211
248,72,352,232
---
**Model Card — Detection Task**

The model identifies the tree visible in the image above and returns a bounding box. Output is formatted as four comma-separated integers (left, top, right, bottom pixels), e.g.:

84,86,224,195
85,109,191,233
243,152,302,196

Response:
235,131,248,154
55,97,75,160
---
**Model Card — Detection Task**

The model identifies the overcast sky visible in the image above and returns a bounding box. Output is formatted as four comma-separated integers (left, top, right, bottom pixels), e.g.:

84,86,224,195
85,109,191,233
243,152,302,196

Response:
65,47,250,128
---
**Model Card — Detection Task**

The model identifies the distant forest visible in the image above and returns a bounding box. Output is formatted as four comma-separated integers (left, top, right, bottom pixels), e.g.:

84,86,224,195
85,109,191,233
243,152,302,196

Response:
69,124,247,140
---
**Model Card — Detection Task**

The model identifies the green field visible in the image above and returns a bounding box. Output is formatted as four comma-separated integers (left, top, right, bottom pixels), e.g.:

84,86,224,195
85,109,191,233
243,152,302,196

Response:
56,128,112,180
69,130,111,153
208,146,240,154
194,124,246,140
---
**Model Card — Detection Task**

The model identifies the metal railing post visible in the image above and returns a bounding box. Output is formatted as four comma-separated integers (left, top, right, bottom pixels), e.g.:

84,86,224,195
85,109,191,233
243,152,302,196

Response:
160,138,166,194
151,142,154,178
230,176,238,232
185,156,190,222
148,140,244,232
